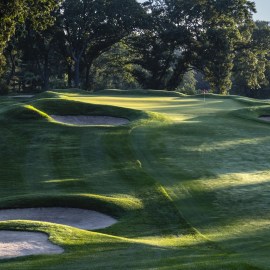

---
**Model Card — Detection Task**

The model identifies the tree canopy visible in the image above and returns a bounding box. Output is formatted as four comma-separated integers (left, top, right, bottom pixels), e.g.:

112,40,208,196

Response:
128,0,257,93
0,0,58,71
1,0,270,96
59,0,145,87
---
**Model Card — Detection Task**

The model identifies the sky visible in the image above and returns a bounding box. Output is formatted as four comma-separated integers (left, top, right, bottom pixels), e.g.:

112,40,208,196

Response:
137,0,270,22
253,0,270,21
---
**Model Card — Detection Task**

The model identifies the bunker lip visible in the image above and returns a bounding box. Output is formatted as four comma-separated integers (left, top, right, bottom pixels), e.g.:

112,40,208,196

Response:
0,207,117,230
0,231,64,259
50,115,130,126
259,115,270,121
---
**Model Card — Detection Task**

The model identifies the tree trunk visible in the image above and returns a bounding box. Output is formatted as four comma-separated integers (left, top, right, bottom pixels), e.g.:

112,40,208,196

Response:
43,55,49,91
6,52,16,86
85,64,91,90
84,55,96,90
74,57,80,88
67,65,72,88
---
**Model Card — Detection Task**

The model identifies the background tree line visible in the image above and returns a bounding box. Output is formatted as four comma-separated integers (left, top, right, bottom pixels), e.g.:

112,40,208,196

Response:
1,0,270,97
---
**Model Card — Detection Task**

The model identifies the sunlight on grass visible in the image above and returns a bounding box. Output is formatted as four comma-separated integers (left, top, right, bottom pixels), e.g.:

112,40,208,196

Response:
59,95,245,125
205,219,270,240
75,193,144,210
44,178,82,183
25,105,52,119
190,137,270,152
198,171,270,190
134,234,205,248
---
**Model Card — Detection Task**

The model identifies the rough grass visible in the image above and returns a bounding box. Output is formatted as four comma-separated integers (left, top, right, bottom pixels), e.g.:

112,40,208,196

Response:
0,89,270,269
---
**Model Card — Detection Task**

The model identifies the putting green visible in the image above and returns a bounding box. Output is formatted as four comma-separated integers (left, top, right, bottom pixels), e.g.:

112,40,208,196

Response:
0,89,270,269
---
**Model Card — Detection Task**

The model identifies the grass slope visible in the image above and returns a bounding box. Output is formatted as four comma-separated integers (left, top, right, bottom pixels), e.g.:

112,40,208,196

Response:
0,90,270,269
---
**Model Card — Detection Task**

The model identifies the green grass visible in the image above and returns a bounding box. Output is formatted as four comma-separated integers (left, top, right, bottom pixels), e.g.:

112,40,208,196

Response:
0,89,270,269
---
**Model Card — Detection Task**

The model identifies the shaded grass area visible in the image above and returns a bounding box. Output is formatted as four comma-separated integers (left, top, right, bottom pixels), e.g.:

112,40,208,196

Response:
0,89,270,269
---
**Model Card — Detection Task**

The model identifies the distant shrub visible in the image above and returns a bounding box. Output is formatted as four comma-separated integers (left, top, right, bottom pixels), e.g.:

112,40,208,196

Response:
0,81,9,95
50,78,67,89
177,70,197,95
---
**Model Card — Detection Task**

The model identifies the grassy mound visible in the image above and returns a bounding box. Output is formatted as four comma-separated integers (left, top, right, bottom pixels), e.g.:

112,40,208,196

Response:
2,104,51,121
231,104,270,123
2,96,151,125
32,98,147,121
97,89,186,97
0,193,143,218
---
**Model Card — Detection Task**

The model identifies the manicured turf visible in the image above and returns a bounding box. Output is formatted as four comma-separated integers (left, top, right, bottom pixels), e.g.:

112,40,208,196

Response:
0,89,270,269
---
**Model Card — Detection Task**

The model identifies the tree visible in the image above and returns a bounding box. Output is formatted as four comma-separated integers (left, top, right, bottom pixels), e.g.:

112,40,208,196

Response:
20,26,60,90
59,0,146,88
232,21,270,97
0,0,58,74
128,0,256,93
192,0,256,94
177,70,197,95
91,42,140,90
127,0,193,90
1,0,265,97
2,19,64,93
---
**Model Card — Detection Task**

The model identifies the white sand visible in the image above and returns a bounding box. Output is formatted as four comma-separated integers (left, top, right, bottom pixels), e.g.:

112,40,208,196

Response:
259,116,270,122
50,115,130,126
0,208,117,259
0,231,64,259
10,95,34,98
0,207,117,230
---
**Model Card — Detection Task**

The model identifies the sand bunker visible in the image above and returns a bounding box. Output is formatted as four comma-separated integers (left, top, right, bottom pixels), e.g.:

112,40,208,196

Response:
0,207,117,230
0,231,64,259
50,115,130,126
0,208,116,259
10,95,34,98
259,115,270,122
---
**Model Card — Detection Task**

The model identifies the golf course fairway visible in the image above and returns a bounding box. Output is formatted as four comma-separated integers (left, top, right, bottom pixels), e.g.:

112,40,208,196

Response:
1,89,270,269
